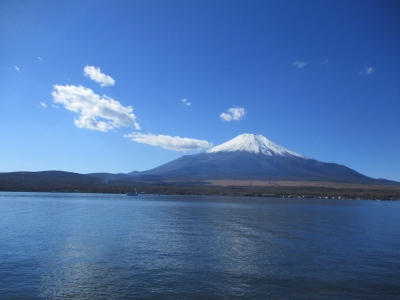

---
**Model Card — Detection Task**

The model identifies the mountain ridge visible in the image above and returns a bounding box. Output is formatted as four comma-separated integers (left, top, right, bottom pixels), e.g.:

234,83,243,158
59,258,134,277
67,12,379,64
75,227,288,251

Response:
1,134,399,197
129,133,387,184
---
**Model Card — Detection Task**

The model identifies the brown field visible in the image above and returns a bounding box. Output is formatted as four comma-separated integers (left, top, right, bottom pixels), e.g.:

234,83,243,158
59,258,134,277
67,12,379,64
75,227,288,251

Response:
200,180,396,189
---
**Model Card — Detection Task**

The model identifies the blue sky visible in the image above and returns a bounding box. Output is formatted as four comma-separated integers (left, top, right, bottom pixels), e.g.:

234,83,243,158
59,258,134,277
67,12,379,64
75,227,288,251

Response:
1,0,400,181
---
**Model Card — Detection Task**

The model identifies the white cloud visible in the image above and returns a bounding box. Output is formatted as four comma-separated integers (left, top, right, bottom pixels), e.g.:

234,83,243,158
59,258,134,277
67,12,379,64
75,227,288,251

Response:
83,66,115,87
182,98,191,106
40,102,47,107
220,107,246,122
14,66,20,72
52,104,59,108
38,57,43,61
74,115,113,131
292,61,307,68
359,66,374,75
124,133,212,152
52,85,140,132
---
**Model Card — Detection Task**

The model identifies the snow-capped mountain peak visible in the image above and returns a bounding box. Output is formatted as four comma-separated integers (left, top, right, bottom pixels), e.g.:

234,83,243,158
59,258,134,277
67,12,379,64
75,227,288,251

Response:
206,133,305,157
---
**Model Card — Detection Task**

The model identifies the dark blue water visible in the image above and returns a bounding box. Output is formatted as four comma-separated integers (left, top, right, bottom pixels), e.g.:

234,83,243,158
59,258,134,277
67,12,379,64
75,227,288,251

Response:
1,192,399,299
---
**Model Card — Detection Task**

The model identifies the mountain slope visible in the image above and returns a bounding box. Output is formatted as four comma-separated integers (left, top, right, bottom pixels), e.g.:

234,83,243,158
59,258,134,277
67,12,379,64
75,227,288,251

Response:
0,171,102,191
131,134,381,183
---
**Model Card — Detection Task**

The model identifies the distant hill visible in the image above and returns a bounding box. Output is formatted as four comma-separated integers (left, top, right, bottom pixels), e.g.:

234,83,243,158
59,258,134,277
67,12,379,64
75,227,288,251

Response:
0,171,102,192
0,171,141,193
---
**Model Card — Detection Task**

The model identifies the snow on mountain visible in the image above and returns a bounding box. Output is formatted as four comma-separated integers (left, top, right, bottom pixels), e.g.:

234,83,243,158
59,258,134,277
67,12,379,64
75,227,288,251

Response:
206,133,305,158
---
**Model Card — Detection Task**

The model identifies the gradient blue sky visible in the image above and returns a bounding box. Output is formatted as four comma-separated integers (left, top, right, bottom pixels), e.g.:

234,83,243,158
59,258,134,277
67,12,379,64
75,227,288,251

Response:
1,0,400,181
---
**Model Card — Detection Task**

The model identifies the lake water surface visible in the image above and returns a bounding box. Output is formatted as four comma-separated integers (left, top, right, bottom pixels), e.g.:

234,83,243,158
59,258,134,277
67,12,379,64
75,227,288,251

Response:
1,192,399,299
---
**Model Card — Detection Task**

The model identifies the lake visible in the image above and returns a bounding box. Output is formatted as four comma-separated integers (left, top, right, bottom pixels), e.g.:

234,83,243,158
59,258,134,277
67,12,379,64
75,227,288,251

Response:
1,192,399,299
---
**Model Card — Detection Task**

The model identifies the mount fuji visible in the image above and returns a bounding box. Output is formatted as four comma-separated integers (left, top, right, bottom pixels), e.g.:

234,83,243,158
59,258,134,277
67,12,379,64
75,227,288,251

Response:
130,134,379,183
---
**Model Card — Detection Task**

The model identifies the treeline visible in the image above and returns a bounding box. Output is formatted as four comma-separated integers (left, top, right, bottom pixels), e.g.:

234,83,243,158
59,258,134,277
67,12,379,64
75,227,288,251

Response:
2,181,400,200
1,171,400,199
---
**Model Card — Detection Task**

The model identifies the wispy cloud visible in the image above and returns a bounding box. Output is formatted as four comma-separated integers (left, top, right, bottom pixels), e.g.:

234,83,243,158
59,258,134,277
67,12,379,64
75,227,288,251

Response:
292,61,307,68
38,57,43,61
124,133,212,152
83,66,115,87
52,85,139,132
40,102,47,107
52,104,59,108
14,66,20,72
182,98,191,106
359,66,374,75
220,107,246,122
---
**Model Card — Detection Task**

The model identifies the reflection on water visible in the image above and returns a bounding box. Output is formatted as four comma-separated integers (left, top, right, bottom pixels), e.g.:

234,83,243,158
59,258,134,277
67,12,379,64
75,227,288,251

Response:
1,192,400,299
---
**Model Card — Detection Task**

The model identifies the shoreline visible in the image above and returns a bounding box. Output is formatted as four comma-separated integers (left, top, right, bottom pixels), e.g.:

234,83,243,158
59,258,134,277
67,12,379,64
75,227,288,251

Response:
2,184,400,201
